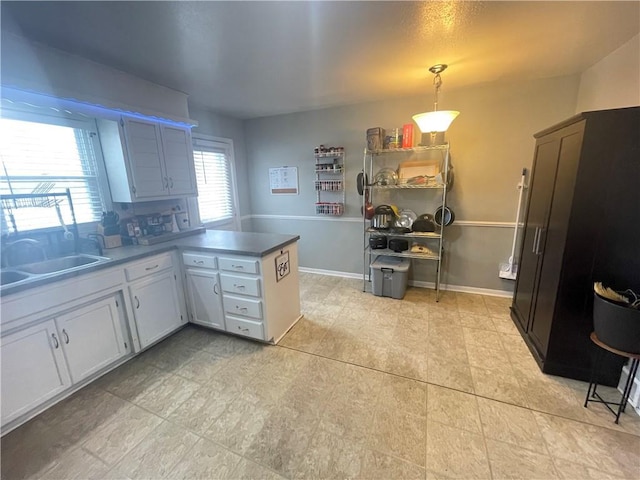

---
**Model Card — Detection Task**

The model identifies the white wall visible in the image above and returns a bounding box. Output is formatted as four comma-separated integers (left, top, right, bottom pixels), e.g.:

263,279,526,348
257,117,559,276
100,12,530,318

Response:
1,33,191,123
576,34,640,112
244,75,581,293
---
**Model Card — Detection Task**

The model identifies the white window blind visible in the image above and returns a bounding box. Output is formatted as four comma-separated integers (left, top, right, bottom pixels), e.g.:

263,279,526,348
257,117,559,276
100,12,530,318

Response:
0,117,105,232
192,139,235,224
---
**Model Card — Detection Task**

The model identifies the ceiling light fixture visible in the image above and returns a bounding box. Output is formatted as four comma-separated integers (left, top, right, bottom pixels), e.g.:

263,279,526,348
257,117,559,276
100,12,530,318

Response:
412,64,459,145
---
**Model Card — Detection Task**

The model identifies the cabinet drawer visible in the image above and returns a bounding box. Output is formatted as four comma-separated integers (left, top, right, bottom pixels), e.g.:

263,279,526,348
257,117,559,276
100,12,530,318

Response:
225,315,264,341
220,274,261,298
223,295,262,320
125,254,173,282
218,257,259,274
182,252,217,270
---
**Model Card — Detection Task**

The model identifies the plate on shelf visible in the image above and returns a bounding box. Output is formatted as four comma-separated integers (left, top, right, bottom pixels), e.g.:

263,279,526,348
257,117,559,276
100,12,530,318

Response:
397,209,417,228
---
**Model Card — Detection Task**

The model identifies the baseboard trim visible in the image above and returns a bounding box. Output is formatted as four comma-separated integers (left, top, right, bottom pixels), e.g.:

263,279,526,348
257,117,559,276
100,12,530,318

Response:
299,266,362,279
298,267,513,298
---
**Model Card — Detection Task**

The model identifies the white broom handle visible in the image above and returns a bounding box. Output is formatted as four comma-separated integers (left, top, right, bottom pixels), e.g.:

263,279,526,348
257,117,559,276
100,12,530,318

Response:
510,169,527,261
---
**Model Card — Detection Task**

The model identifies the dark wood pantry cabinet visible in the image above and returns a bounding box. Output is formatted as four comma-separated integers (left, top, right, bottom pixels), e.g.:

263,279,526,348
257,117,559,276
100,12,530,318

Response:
511,107,639,385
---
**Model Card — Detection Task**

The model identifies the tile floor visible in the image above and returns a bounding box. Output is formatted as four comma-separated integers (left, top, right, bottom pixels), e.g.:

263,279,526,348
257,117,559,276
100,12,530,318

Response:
2,272,639,479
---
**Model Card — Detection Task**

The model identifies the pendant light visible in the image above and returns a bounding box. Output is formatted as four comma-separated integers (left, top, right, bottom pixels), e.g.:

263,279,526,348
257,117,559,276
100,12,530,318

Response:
412,64,459,144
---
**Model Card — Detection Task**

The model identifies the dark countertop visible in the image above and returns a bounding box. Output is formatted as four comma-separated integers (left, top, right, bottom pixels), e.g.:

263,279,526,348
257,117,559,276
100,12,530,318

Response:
0,230,300,297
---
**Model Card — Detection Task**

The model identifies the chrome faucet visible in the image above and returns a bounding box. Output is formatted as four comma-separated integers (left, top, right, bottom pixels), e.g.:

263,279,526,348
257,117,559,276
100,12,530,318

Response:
2,238,48,267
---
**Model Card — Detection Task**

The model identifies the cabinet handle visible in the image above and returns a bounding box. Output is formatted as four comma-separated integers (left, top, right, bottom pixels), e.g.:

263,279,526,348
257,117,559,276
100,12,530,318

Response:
169,177,174,188
214,283,219,295
51,333,59,349
194,260,205,265
238,326,250,333
163,177,169,190
232,264,244,270
234,284,245,290
145,264,159,271
62,329,69,344
236,306,248,312
135,296,140,309
535,228,545,255
531,227,540,254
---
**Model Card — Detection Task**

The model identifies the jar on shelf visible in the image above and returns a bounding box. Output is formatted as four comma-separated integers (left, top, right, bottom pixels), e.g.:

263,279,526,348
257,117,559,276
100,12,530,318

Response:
385,128,403,149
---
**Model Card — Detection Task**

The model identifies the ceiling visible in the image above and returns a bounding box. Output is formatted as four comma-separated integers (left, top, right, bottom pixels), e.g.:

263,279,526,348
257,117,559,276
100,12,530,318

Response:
1,1,638,120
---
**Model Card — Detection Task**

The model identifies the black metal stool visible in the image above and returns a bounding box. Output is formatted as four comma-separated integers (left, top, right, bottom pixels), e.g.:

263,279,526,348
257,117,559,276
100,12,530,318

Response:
584,332,640,424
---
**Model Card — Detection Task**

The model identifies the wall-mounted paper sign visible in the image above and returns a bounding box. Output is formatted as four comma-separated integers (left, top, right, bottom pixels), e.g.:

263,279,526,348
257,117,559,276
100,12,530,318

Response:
269,166,299,195
275,250,290,282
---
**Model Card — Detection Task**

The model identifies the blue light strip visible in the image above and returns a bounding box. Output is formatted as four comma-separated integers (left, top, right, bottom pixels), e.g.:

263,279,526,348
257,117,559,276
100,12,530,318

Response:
0,85,197,128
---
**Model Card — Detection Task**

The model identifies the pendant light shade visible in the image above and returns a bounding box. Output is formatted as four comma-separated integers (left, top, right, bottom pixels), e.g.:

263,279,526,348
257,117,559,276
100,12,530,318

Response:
412,110,460,133
413,64,459,134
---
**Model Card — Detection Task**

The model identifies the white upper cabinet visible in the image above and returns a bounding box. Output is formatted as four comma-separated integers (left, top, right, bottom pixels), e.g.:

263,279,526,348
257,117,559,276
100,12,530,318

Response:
161,125,196,196
98,117,197,202
121,118,166,199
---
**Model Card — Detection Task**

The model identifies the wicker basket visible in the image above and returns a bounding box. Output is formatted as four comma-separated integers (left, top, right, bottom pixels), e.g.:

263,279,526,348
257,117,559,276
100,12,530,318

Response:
593,293,640,354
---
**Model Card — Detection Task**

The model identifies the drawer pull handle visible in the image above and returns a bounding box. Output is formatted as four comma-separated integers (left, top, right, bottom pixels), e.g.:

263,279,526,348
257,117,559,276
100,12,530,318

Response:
145,264,159,271
194,260,204,265
214,283,219,295
234,284,246,290
236,306,248,312
238,326,250,333
51,333,59,349
232,265,244,270
62,329,69,344
135,296,140,309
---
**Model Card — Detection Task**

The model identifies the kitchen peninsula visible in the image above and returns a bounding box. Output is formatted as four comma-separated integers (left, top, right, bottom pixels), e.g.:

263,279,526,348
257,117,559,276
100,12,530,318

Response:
0,229,301,432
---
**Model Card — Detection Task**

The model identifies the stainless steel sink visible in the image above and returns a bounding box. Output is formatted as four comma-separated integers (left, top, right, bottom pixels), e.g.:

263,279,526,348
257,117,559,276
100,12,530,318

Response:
16,254,110,275
0,270,31,286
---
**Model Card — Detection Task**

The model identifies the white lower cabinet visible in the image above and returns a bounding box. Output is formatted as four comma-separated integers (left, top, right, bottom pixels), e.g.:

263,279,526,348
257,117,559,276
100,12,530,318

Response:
185,268,225,330
222,294,263,320
1,320,72,426
129,270,184,349
182,247,301,344
0,294,128,427
183,252,268,341
225,315,264,340
56,296,127,383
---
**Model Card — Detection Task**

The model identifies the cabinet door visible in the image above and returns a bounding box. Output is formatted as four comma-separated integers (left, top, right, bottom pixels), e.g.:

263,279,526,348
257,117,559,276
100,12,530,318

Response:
1,320,71,426
122,118,167,199
130,271,184,349
161,125,197,196
185,268,225,330
529,126,584,354
56,296,127,384
512,137,561,334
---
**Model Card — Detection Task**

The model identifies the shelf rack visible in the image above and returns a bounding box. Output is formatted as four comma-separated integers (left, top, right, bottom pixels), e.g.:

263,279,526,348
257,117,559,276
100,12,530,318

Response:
314,148,345,216
362,144,451,300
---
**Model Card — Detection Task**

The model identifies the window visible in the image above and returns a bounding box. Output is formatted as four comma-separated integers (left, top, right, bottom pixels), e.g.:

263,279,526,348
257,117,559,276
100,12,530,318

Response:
191,136,237,227
1,112,109,232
